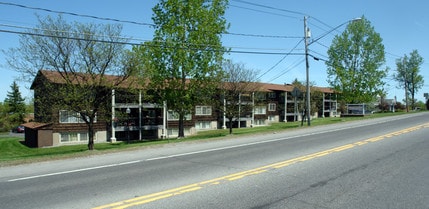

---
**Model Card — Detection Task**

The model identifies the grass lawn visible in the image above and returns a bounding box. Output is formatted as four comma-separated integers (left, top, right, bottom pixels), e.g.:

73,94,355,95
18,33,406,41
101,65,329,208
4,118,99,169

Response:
0,112,409,166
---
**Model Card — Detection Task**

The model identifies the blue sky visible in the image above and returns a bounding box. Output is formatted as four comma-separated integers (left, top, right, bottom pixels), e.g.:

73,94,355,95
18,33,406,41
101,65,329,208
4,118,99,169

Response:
1,0,428,103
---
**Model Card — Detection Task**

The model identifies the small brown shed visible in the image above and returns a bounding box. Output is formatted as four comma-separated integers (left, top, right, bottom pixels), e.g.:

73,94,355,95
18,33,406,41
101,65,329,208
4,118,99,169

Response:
22,122,53,148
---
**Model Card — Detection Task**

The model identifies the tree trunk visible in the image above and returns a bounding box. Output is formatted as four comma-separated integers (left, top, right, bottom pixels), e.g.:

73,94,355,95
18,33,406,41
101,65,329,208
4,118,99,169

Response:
228,117,233,134
178,113,185,138
411,87,415,110
87,120,94,150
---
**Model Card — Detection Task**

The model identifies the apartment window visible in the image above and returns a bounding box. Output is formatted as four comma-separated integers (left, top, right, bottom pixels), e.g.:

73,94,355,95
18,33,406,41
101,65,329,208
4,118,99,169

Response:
195,121,212,129
167,128,190,136
254,119,265,126
255,92,266,100
167,110,191,121
60,132,89,143
254,106,266,115
195,106,212,116
268,103,276,111
60,110,83,123
268,92,276,99
59,110,96,123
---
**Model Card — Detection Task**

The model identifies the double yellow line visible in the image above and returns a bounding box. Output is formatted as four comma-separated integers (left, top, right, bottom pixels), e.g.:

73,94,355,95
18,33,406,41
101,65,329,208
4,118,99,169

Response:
94,123,429,209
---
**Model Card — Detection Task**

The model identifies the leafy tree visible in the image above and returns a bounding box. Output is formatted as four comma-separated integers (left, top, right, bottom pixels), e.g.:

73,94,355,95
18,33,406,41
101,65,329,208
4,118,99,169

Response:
414,100,426,111
136,0,229,137
326,16,387,104
219,60,260,134
4,81,26,127
393,50,424,110
4,15,134,150
0,102,6,132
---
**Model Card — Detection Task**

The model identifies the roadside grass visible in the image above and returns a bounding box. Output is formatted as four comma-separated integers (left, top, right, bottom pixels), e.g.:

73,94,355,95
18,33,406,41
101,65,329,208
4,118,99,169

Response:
0,111,410,166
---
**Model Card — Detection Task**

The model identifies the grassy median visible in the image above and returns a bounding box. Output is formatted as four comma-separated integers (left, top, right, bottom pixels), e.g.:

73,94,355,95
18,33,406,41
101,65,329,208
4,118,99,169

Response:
0,112,409,166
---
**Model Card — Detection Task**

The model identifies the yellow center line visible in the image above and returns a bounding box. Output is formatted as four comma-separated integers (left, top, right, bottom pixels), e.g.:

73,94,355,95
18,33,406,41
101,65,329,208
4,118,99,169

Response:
93,122,429,209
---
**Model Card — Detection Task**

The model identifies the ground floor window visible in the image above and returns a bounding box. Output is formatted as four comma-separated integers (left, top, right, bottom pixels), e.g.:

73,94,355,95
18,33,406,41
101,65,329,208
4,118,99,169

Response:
167,128,191,137
254,119,265,126
195,121,212,130
167,128,179,136
60,132,89,143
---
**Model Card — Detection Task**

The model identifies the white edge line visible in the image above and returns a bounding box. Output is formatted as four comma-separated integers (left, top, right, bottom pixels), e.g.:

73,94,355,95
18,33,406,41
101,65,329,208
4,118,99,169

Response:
8,160,142,182
7,117,404,182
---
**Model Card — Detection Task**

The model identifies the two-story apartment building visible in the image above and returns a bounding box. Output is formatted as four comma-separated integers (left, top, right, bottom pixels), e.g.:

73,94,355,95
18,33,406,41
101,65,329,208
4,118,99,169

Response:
24,70,338,147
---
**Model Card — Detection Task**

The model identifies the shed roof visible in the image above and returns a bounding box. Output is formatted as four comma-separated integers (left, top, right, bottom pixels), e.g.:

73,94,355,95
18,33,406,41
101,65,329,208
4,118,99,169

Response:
22,122,52,130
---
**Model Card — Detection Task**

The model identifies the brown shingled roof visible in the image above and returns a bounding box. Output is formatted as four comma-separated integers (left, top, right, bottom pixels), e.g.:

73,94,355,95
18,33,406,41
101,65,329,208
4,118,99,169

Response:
255,83,335,94
31,70,144,90
32,70,335,93
22,122,52,130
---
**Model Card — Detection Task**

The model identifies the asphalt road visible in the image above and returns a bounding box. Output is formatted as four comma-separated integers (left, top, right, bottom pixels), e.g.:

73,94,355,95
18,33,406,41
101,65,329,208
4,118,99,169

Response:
1,112,429,209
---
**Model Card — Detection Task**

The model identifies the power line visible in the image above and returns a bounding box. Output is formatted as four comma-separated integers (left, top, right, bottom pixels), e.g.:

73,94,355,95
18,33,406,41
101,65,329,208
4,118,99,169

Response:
257,38,304,80
231,0,305,16
225,32,301,39
0,2,303,41
0,2,155,27
0,27,306,56
309,50,329,60
267,58,305,83
228,4,300,20
0,28,134,45
0,23,149,43
231,0,334,31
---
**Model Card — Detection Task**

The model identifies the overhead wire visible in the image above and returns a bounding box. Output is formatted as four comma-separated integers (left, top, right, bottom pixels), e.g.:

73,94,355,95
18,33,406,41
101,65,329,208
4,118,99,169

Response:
256,38,304,80
0,1,301,40
0,2,155,27
229,0,338,83
228,4,300,20
267,58,305,83
231,0,305,17
225,32,301,39
231,0,334,30
0,25,306,56
7,0,403,85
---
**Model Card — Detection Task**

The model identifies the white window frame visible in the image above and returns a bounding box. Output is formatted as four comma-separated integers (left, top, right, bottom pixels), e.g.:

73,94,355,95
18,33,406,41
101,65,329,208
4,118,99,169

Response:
59,110,96,124
254,119,265,126
254,106,266,115
268,103,276,111
60,132,89,143
167,110,192,121
195,121,212,130
59,110,83,123
195,106,212,116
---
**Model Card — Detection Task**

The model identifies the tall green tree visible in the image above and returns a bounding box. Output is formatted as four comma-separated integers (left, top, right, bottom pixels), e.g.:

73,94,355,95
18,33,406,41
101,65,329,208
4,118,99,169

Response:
326,17,387,104
0,102,7,131
4,15,134,150
394,50,424,110
4,81,26,126
136,0,229,137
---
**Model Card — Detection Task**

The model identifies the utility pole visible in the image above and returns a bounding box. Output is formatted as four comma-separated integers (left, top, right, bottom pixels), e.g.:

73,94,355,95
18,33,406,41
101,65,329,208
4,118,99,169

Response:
304,16,311,126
